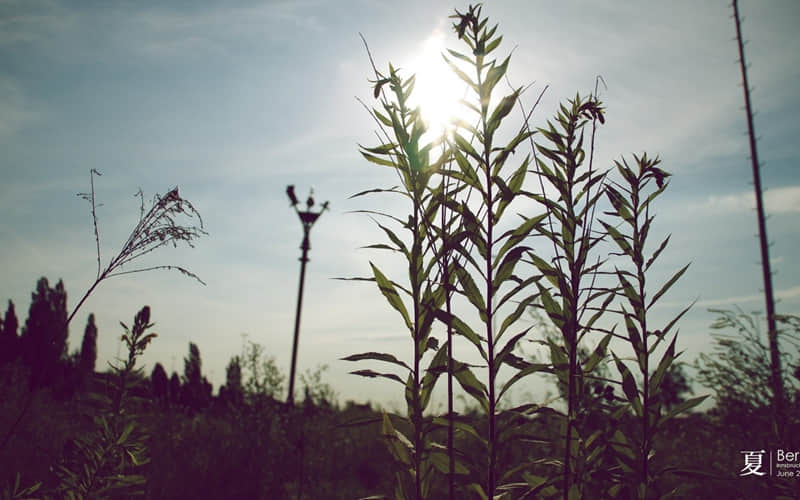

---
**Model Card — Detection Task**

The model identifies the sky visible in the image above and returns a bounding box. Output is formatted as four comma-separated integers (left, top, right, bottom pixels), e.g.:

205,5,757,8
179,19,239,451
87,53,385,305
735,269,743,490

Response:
0,0,798,409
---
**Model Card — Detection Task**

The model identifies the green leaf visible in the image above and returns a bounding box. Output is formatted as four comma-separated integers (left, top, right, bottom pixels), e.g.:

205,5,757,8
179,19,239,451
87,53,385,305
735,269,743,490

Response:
601,221,633,259
376,222,410,259
432,416,485,444
454,362,489,411
420,341,449,411
434,309,487,360
499,362,549,401
648,335,676,399
656,395,707,428
361,151,397,168
495,213,546,265
583,333,611,374
429,452,469,474
528,252,561,290
492,246,528,294
548,339,568,371
381,413,412,465
486,91,518,140
645,234,671,272
341,351,411,371
494,330,529,374
496,294,538,340
350,369,404,385
370,262,412,331
647,263,690,310
467,483,489,500
361,142,398,155
455,261,487,317
616,268,643,316
622,307,643,363
537,284,565,330
483,55,510,100
116,422,136,445
446,59,478,94
613,352,640,415
445,48,472,65
649,301,694,355
606,185,634,224
568,484,581,500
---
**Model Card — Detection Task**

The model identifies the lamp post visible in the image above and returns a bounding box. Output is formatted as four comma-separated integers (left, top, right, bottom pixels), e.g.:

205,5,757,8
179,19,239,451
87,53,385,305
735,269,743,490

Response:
286,185,329,407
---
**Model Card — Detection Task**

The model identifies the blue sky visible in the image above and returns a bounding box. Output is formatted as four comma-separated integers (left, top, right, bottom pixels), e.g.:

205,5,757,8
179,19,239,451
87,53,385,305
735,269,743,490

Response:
1,0,798,408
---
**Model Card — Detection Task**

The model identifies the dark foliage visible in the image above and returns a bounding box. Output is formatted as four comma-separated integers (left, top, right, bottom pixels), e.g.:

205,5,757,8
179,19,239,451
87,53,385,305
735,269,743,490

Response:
0,301,18,364
78,314,98,374
181,342,212,412
151,362,168,407
20,278,69,387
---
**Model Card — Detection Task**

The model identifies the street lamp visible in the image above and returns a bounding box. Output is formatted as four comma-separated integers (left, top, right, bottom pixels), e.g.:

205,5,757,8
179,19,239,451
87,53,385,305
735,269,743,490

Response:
286,185,329,406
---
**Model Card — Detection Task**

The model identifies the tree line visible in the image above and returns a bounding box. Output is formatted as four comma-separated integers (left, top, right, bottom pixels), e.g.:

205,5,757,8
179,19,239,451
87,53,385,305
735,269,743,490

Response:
0,276,315,416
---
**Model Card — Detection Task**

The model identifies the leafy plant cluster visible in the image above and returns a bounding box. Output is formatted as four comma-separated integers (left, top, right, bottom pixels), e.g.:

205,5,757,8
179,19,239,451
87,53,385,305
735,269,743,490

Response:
52,306,156,498
346,4,711,499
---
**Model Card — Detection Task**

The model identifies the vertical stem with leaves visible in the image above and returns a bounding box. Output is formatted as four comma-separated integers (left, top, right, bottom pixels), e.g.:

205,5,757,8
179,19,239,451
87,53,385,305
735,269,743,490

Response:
442,5,547,497
601,155,706,497
528,94,611,499
344,60,449,499
54,305,157,498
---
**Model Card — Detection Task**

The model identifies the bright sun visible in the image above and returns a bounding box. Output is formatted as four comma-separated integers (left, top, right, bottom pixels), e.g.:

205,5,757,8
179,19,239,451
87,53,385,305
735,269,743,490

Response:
407,32,466,140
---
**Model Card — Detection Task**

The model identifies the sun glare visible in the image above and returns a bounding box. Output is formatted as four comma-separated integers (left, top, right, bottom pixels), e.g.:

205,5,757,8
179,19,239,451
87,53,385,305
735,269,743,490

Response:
407,32,466,141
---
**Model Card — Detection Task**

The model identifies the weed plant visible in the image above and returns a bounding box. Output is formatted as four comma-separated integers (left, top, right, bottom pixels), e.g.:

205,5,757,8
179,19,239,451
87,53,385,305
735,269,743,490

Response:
53,306,157,498
344,52,451,498
349,4,707,499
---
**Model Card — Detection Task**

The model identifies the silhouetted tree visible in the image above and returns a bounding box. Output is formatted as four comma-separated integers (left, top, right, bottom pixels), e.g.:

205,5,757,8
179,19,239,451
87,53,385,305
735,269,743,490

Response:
19,277,69,385
181,343,211,411
168,372,181,407
220,355,243,407
183,343,202,387
151,362,168,406
78,314,98,373
0,300,19,364
241,340,284,403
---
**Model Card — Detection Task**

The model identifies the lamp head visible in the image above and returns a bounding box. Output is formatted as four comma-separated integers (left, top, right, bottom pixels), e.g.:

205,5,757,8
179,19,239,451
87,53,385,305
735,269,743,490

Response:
286,185,299,206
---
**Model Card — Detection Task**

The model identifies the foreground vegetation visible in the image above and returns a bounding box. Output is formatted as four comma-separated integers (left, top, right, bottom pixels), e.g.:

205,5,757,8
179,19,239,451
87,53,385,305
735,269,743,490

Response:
0,316,796,499
0,3,798,499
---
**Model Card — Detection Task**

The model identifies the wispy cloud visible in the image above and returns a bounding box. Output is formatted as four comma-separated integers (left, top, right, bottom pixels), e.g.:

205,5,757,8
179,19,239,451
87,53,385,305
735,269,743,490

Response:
691,185,800,215
126,2,327,61
690,286,800,308
0,0,75,47
0,77,40,137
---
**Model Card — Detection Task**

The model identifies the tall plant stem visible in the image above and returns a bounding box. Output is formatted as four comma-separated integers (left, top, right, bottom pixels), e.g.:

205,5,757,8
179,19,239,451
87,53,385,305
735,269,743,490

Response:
563,327,576,500
731,0,783,428
631,186,650,496
474,54,498,496
440,172,456,499
562,119,582,500
412,200,423,500
563,237,579,500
